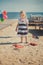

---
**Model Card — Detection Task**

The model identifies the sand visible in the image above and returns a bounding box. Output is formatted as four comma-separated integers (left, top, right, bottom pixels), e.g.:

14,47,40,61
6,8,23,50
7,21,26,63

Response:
0,19,43,65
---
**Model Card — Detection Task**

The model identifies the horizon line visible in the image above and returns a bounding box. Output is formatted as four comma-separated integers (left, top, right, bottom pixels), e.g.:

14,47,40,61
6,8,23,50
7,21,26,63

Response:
7,11,43,12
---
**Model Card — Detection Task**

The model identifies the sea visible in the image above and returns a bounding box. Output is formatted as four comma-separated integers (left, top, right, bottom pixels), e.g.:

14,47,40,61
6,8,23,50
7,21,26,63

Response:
7,12,43,19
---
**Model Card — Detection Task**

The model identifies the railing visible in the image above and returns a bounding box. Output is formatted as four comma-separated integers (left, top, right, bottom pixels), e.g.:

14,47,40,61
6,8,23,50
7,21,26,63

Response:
28,16,43,30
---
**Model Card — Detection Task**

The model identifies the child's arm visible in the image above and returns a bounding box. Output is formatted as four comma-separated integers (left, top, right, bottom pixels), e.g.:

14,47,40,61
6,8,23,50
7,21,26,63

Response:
26,19,29,29
15,24,18,31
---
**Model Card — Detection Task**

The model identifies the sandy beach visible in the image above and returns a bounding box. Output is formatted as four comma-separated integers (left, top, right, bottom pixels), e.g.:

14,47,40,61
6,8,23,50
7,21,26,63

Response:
0,19,43,65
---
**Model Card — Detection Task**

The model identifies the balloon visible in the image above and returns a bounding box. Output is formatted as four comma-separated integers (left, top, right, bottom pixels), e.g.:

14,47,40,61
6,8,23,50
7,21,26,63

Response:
2,10,7,15
0,14,3,18
3,15,8,19
0,14,4,22
1,18,4,22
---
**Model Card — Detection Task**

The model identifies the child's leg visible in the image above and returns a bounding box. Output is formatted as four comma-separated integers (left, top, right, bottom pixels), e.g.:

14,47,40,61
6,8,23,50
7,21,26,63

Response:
20,36,23,43
25,36,28,43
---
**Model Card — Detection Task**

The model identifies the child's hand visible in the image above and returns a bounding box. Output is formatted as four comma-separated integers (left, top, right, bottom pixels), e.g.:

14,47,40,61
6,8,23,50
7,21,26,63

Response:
15,24,18,32
15,28,17,32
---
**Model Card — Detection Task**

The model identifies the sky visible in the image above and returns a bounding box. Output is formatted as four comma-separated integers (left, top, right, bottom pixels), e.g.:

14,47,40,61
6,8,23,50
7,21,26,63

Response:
0,0,43,12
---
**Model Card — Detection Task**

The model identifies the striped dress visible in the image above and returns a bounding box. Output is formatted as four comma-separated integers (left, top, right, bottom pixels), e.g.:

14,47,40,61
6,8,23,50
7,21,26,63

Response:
17,18,28,35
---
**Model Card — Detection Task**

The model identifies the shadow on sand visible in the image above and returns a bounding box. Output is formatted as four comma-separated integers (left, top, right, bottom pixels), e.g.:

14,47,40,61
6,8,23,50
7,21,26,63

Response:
29,29,43,39
0,42,18,45
0,36,12,38
0,30,43,45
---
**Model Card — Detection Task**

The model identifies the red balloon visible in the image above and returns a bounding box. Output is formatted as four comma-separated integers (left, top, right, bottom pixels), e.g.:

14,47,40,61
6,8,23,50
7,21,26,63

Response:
3,15,8,19
2,11,7,15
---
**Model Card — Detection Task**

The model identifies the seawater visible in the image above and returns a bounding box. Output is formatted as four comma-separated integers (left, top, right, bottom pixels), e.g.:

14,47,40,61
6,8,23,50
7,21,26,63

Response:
6,12,43,19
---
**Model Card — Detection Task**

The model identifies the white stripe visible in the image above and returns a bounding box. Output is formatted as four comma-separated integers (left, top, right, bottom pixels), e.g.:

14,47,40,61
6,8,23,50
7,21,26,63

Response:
18,26,27,28
18,30,28,33
18,21,26,24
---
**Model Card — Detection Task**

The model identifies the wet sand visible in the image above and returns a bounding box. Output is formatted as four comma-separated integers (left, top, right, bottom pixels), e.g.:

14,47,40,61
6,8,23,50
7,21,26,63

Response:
0,19,43,65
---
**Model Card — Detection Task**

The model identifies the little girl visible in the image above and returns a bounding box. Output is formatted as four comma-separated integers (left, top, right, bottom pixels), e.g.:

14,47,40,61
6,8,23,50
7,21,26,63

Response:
16,11,28,43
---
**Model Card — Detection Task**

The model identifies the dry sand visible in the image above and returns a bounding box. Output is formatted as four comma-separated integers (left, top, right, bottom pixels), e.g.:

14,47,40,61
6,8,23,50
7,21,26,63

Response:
0,19,43,65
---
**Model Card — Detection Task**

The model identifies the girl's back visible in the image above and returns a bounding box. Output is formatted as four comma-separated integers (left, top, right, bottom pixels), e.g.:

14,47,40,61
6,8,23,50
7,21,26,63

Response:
18,18,28,35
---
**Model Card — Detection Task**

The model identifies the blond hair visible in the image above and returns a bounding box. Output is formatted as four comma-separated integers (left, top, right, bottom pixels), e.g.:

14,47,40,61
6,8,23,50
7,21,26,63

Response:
20,11,27,18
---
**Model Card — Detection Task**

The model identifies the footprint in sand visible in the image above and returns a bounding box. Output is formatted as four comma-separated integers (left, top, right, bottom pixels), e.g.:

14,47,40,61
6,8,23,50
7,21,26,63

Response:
19,59,25,64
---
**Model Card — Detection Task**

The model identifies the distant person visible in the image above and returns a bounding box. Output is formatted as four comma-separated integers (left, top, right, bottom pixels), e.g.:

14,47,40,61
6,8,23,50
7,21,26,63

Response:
16,11,28,43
